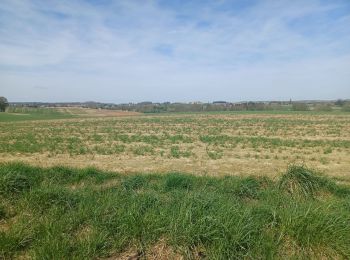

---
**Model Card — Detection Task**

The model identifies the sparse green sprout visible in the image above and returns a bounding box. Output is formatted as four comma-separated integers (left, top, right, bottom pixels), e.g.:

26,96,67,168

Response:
323,147,332,154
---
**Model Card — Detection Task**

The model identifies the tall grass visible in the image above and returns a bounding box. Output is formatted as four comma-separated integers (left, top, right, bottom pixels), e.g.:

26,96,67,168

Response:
278,165,323,198
0,162,349,259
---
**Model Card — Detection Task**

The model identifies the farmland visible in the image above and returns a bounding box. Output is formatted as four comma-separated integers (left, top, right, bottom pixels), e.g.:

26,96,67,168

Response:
0,109,350,178
1,108,350,259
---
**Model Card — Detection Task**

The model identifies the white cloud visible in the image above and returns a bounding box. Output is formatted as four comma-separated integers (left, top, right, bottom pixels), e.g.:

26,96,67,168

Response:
0,0,349,101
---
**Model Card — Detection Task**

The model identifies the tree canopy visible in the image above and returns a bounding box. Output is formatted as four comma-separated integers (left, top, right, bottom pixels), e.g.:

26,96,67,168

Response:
0,96,9,112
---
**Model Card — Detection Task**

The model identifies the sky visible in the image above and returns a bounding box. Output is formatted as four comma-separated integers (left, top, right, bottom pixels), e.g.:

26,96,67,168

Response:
0,0,349,103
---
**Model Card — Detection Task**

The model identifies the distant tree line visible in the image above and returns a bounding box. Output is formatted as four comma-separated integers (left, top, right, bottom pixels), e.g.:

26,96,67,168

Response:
8,99,350,113
112,102,291,113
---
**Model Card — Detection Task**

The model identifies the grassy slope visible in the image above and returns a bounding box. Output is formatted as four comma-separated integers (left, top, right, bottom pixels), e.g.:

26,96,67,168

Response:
1,163,350,259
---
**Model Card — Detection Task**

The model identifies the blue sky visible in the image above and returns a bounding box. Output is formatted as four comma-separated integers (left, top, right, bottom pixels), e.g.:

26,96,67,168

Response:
0,0,349,102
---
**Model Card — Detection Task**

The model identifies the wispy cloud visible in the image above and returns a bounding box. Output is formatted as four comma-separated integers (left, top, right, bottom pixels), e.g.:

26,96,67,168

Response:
0,0,349,102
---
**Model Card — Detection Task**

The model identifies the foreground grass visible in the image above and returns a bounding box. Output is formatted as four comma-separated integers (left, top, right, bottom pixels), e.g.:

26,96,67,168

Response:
1,163,350,259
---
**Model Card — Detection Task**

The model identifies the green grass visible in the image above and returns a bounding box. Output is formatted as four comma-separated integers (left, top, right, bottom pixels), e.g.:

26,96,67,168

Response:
1,163,350,259
0,107,74,122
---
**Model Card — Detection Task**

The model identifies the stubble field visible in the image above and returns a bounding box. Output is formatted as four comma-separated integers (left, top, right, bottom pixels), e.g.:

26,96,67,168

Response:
1,111,350,178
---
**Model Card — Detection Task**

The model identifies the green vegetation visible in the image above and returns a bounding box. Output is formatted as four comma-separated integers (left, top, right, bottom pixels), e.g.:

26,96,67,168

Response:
1,163,350,259
342,104,350,112
0,97,9,112
1,114,349,156
99,100,350,113
279,165,325,198
314,104,333,112
292,103,310,111
0,107,74,122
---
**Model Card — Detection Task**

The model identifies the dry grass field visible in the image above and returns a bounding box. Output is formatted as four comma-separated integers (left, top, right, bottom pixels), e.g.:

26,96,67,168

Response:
1,109,349,178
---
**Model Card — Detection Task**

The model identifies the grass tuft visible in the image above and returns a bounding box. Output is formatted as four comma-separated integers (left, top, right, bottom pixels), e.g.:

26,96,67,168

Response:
122,175,147,191
164,173,194,191
278,165,323,198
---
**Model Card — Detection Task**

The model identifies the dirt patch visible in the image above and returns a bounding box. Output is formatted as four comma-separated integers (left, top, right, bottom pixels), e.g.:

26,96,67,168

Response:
104,240,183,260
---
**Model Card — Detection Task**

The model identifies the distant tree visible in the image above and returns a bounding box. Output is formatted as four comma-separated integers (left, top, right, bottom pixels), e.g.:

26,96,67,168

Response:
0,96,9,112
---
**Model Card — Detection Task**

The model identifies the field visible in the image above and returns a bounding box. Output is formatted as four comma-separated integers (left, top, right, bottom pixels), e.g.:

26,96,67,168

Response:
0,109,350,178
1,108,350,258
